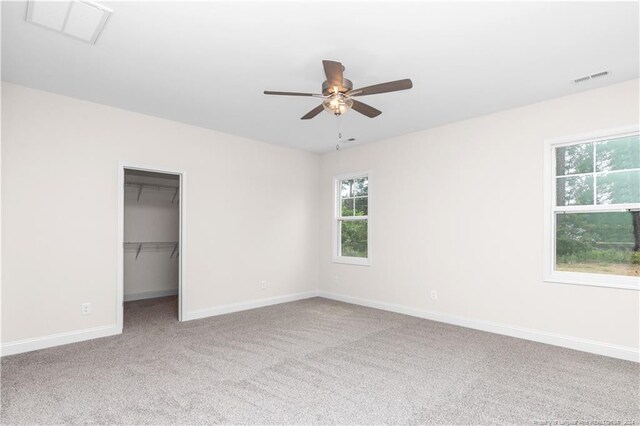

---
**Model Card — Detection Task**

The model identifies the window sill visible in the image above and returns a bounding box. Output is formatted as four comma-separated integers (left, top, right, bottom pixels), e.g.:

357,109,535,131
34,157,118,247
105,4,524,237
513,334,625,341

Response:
332,256,371,266
544,271,639,291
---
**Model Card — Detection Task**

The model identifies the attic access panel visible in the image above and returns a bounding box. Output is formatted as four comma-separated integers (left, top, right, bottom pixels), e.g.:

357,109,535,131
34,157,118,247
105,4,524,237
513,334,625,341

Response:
25,0,113,45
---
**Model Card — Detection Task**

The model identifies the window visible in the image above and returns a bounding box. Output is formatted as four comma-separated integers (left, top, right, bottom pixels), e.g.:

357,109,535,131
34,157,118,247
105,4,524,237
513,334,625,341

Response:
544,128,640,290
333,173,370,265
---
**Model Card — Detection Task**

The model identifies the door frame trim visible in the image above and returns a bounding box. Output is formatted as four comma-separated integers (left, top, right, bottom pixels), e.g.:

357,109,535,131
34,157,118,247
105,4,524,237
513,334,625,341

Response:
117,161,186,331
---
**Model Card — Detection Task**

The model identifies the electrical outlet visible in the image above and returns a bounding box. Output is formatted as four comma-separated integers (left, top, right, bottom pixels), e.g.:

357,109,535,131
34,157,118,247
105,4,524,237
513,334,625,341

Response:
81,302,91,315
260,280,267,290
430,290,438,300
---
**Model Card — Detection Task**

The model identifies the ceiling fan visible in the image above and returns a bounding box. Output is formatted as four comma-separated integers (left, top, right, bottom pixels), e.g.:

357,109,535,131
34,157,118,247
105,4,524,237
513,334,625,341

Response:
264,60,413,120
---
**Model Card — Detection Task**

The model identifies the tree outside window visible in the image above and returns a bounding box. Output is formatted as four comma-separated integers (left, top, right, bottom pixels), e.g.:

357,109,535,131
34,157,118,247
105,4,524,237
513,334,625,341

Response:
334,174,369,264
553,134,640,279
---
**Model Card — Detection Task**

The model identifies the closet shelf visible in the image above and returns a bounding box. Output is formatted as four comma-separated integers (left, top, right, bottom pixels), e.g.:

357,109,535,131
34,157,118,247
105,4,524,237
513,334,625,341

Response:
124,241,179,260
125,182,179,203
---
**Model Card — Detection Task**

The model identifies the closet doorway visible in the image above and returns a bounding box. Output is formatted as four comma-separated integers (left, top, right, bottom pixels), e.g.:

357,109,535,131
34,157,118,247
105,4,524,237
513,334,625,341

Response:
117,163,186,330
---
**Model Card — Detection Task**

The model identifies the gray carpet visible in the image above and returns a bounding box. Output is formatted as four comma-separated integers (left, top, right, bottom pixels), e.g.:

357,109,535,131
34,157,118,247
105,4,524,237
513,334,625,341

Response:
1,296,638,425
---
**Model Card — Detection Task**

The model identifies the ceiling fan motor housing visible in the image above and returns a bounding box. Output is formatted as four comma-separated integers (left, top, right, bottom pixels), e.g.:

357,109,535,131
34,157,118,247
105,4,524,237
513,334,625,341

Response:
322,78,353,95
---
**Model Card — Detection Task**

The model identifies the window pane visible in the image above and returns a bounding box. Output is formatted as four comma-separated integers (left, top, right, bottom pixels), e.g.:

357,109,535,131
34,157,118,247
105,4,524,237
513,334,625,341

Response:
596,135,640,172
352,178,368,196
355,197,368,216
340,180,353,198
556,143,593,176
341,198,354,216
340,220,368,258
596,171,640,204
556,211,639,277
556,175,594,206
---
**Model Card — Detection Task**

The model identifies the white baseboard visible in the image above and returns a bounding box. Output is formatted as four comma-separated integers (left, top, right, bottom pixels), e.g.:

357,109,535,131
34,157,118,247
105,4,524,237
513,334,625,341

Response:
6,291,634,363
124,288,178,302
1,291,318,357
184,290,319,321
1,325,121,357
318,291,639,363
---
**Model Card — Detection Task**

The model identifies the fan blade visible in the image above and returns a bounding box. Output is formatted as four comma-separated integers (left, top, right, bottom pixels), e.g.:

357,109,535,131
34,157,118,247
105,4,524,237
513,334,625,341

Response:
350,79,413,97
351,100,382,118
301,104,324,120
264,90,319,97
322,60,344,91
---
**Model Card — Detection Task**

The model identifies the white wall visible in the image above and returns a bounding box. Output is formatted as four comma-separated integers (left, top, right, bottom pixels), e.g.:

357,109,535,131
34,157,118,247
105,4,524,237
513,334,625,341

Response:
1,82,319,344
319,79,640,352
2,80,638,359
123,174,179,301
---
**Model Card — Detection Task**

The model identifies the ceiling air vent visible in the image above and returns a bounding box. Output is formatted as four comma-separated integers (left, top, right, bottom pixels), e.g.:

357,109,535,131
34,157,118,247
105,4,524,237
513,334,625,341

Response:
572,70,611,85
25,0,113,45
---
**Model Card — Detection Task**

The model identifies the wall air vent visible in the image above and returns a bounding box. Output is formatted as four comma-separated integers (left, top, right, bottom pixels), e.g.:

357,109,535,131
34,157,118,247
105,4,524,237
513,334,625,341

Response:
25,0,113,45
572,70,611,85
573,76,592,84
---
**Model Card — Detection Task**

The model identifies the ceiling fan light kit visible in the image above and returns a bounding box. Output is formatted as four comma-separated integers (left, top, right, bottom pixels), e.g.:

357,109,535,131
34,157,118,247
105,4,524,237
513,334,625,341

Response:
323,93,353,115
264,60,413,120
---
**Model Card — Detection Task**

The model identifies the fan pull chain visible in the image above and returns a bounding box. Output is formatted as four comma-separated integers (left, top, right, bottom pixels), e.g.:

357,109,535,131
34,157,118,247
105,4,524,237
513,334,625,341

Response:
335,116,342,151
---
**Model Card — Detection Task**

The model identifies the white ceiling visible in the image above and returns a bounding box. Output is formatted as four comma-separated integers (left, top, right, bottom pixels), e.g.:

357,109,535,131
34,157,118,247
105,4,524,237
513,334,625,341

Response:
2,1,638,153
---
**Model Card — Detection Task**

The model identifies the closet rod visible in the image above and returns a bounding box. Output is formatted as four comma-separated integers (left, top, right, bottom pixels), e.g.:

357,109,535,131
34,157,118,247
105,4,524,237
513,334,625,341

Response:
124,182,180,203
124,182,179,191
123,241,179,260
123,241,178,245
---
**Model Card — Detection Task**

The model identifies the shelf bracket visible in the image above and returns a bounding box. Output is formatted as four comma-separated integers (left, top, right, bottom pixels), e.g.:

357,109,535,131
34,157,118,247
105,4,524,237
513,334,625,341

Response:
135,243,143,260
137,185,144,202
170,243,178,258
171,188,179,204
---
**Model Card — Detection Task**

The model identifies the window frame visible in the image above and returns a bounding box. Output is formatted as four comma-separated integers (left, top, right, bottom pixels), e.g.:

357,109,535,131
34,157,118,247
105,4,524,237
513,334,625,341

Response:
543,126,640,291
332,171,371,266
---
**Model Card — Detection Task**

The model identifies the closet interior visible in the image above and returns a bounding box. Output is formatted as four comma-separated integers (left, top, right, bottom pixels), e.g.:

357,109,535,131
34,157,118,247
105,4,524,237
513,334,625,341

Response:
123,169,180,320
